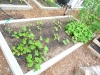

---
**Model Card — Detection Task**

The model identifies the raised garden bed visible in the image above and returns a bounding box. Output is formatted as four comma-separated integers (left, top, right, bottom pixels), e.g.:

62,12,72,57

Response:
32,0,62,10
32,0,84,10
93,36,100,47
0,0,32,10
0,16,83,75
88,42,100,58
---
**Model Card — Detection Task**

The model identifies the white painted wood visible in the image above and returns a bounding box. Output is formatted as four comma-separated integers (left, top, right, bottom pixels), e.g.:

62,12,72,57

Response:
25,43,83,75
0,32,24,75
93,37,100,47
88,45,100,58
0,15,73,24
0,0,32,10
33,0,84,10
32,0,62,10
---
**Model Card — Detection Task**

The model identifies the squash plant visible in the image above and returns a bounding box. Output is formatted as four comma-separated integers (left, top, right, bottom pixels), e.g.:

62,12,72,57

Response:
11,26,49,71
65,21,93,43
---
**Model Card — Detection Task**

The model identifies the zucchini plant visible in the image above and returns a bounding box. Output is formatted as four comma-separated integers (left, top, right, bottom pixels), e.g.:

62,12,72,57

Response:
11,26,49,71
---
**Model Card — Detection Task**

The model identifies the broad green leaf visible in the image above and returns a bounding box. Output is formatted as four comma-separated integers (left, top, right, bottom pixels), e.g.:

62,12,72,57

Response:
34,63,41,71
39,36,43,41
41,56,46,61
35,41,42,49
22,26,27,31
26,54,32,59
45,38,50,43
44,46,49,55
28,61,33,67
30,45,36,50
35,50,39,56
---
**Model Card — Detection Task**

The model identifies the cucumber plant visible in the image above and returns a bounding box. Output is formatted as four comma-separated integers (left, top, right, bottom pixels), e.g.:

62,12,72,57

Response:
11,26,49,71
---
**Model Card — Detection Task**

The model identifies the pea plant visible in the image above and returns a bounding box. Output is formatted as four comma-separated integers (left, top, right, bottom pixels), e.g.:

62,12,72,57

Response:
11,26,49,71
65,21,93,43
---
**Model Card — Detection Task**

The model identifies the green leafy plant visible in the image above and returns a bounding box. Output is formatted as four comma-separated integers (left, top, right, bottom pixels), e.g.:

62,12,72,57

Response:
44,0,59,7
54,20,62,29
7,28,12,34
20,0,24,4
11,26,49,71
62,38,70,45
39,36,43,41
53,33,60,41
0,0,24,3
10,0,13,3
78,0,100,33
54,26,58,31
36,20,43,30
45,38,50,43
65,21,93,43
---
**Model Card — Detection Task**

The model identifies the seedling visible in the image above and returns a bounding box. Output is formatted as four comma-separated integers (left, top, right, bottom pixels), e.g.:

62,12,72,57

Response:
39,36,43,41
45,38,50,43
54,21,62,29
10,0,13,3
36,20,43,30
20,0,24,4
62,38,70,45
53,33,60,41
0,0,24,3
7,28,12,34
43,46,49,55
54,26,58,31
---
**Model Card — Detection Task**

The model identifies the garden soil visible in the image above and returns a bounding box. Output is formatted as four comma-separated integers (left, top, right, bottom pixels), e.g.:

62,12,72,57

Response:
0,0,100,75
0,17,75,73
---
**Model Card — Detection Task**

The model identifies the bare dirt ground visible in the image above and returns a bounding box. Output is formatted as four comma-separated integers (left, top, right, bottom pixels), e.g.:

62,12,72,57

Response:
0,0,100,75
0,0,78,20
0,49,13,75
41,45,100,75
